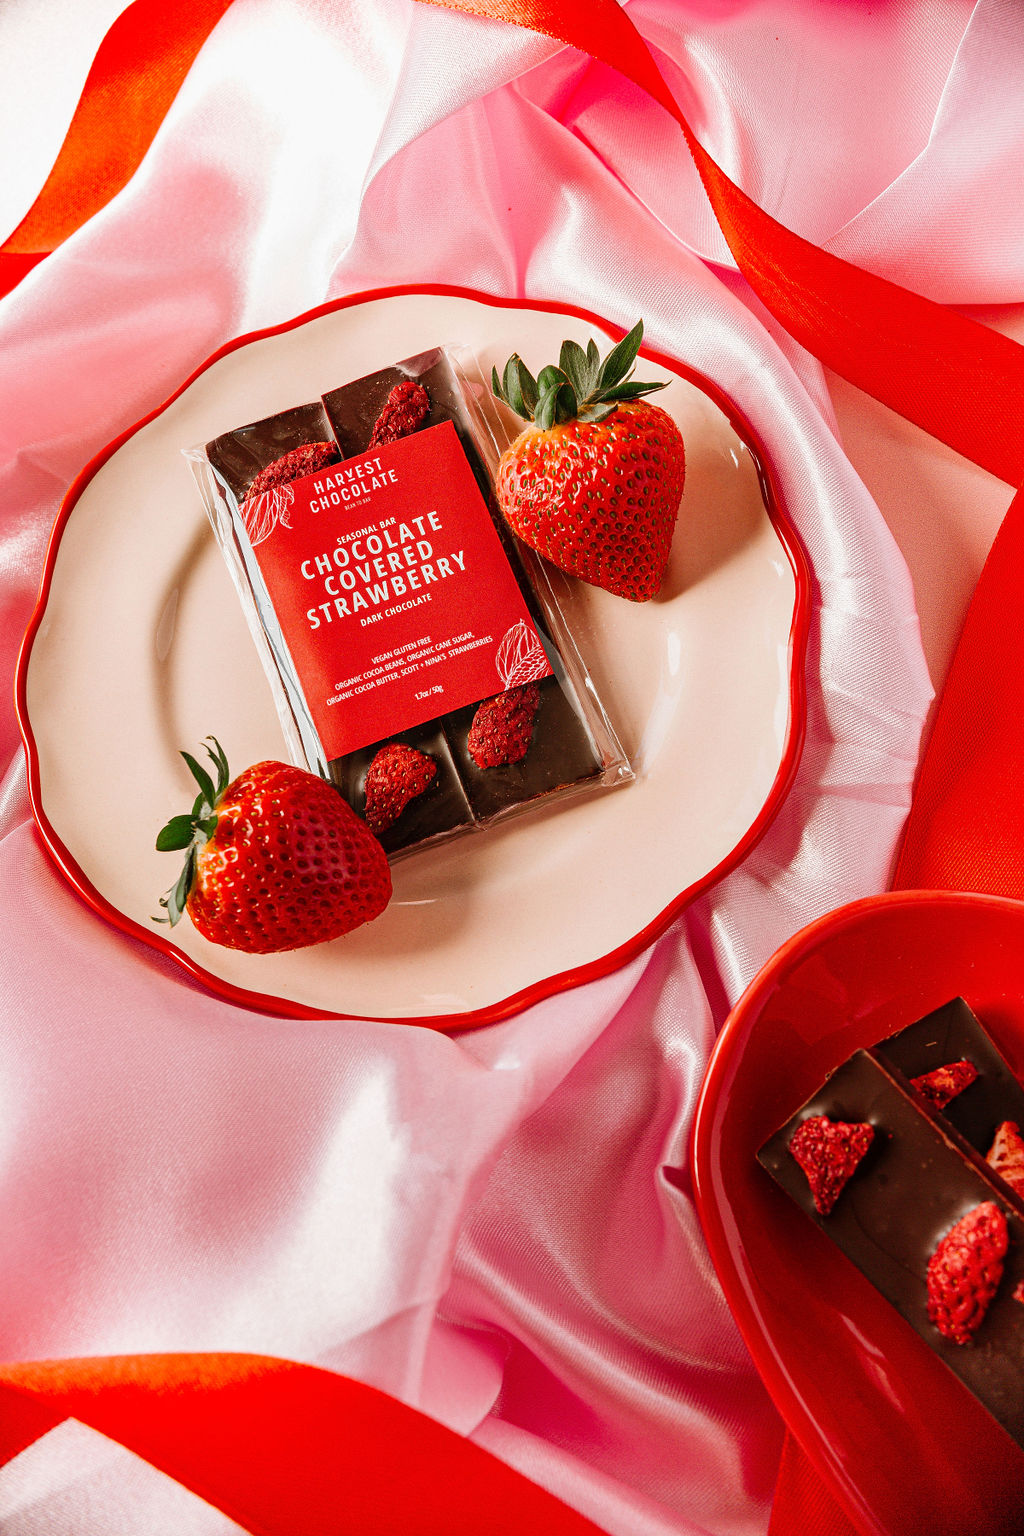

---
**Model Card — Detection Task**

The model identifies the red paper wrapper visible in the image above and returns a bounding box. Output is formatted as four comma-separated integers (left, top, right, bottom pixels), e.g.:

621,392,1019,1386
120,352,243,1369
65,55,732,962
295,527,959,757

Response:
185,346,631,854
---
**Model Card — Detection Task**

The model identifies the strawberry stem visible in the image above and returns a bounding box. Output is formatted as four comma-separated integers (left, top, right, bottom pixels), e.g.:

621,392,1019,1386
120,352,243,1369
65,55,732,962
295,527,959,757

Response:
491,320,668,428
154,736,230,927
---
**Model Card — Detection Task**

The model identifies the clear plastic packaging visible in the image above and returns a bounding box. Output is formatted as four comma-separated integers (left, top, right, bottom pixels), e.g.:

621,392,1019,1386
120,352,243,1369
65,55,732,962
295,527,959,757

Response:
184,346,632,855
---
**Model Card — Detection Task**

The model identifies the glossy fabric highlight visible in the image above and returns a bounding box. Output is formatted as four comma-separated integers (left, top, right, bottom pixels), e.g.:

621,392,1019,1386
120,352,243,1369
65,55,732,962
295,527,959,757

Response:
3,1,1017,1531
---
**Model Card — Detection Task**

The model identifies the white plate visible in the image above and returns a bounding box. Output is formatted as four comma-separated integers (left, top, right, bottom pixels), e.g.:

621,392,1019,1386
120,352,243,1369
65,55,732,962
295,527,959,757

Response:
18,288,808,1026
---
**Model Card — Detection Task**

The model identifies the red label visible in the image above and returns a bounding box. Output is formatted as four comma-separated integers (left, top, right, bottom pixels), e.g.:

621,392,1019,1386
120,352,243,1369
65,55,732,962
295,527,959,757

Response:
244,420,553,759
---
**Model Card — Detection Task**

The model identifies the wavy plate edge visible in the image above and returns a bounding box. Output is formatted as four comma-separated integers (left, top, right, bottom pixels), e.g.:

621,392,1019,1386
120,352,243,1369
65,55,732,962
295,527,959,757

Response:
15,283,811,1030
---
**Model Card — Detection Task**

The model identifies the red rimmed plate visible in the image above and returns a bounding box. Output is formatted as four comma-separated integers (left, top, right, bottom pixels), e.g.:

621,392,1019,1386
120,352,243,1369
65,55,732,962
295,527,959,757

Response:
692,889,1024,1536
17,285,808,1027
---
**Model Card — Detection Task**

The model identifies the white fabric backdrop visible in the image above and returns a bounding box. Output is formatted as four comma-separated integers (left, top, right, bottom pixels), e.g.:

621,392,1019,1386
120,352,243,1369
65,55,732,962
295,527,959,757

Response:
4,1,1017,1531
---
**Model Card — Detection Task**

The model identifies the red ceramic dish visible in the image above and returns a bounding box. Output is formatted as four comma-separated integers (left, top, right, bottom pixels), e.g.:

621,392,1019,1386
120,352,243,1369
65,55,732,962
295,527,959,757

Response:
692,889,1024,1536
16,285,809,1028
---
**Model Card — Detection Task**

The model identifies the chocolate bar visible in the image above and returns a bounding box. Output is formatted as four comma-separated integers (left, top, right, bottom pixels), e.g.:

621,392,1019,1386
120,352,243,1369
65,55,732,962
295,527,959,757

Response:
197,347,622,856
320,350,606,839
758,1004,1024,1453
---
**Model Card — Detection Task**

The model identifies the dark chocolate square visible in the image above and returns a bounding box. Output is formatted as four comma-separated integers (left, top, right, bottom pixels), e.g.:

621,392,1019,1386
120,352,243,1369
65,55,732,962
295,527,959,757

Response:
873,996,1024,1159
328,723,471,856
206,400,335,502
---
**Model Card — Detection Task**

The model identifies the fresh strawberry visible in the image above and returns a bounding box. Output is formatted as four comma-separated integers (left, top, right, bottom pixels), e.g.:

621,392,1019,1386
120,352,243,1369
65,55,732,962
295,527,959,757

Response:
926,1201,1007,1345
986,1120,1024,1198
369,381,430,446
788,1114,874,1215
363,743,437,832
242,441,339,507
491,322,685,602
910,1059,979,1111
468,682,541,769
155,737,390,952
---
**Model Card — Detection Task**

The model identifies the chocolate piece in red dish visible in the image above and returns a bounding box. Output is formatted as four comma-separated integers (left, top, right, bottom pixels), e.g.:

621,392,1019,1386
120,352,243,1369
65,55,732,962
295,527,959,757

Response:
759,1033,1024,1456
787,1114,874,1215
873,997,1024,1157
927,1201,1008,1346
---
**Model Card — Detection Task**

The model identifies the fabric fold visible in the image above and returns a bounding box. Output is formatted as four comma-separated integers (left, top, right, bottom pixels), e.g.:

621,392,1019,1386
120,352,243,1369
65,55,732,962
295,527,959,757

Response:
2,2,1010,1533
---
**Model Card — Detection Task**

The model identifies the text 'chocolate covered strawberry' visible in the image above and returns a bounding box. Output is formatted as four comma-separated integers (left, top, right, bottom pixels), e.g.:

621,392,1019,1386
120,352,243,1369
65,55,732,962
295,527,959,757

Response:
155,738,391,952
926,1201,1007,1345
491,322,685,602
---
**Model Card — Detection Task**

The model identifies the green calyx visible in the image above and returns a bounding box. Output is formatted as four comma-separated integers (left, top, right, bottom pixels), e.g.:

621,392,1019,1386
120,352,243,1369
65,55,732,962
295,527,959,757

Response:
154,736,230,927
491,320,668,431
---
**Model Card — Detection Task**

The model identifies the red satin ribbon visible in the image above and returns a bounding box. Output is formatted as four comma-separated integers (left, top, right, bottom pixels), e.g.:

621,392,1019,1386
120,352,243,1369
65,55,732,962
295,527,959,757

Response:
423,0,1024,487
417,5,1024,1535
890,484,1024,894
5,3,1024,1534
0,1353,608,1535
769,1435,859,1536
0,0,232,301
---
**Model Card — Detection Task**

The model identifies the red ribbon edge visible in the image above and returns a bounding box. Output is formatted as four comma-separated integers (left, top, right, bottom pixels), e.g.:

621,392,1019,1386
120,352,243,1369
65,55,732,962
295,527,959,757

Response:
0,0,233,301
5,3,1024,1534
0,1354,610,1536
421,0,1024,490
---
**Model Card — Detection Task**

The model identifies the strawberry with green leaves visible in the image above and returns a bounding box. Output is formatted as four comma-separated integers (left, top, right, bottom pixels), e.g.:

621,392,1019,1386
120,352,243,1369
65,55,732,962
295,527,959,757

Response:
155,737,391,953
491,321,685,602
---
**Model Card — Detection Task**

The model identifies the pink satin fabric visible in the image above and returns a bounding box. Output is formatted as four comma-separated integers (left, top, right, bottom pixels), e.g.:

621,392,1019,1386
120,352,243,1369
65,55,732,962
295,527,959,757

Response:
0,2,1015,1532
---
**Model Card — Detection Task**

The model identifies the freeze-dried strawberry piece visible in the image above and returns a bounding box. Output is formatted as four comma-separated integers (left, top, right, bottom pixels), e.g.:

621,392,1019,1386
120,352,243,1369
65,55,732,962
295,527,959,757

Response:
788,1115,874,1216
926,1201,1007,1345
1014,1279,1024,1307
242,441,340,504
364,743,437,833
369,381,430,446
986,1120,1024,1198
910,1060,979,1112
467,682,541,769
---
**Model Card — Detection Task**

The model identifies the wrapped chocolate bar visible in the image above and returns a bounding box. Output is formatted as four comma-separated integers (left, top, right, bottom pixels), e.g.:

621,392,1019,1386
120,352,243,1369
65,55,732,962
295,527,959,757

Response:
184,347,631,855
